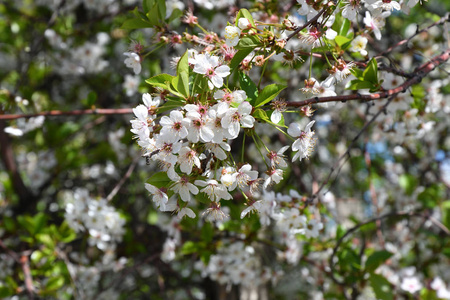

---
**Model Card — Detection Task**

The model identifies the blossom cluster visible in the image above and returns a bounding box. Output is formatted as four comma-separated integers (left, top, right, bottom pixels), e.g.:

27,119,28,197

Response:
63,188,126,251
195,241,284,288
131,88,317,221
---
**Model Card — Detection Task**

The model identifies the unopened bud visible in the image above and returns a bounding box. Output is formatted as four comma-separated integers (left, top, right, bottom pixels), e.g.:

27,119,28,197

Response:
238,18,252,30
276,39,286,50
283,19,295,31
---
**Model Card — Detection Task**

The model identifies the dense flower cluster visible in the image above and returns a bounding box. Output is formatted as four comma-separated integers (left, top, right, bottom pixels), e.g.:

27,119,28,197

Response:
64,188,126,251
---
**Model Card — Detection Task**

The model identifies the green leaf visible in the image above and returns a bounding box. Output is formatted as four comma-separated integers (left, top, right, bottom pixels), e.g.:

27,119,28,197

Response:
36,233,55,248
369,273,393,300
121,18,152,29
143,0,156,13
398,174,417,196
411,84,426,112
230,48,253,70
239,72,258,103
146,172,171,189
157,99,185,113
167,8,182,23
181,241,198,255
235,36,261,50
442,200,450,230
196,192,211,204
0,286,13,298
363,58,378,84
172,50,190,98
339,18,351,37
335,35,350,47
365,250,393,273
45,276,65,291
58,222,76,243
17,215,34,235
418,184,443,208
3,216,15,231
156,0,166,21
346,79,376,91
254,84,286,107
145,0,166,27
147,211,158,225
350,68,364,80
235,8,256,28
145,73,174,90
252,108,269,122
335,35,352,50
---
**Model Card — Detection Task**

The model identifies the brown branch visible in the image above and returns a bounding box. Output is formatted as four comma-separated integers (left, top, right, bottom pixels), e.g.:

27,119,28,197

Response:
0,120,35,212
286,48,450,108
296,50,415,78
286,8,327,42
20,255,35,300
106,156,139,202
377,13,450,57
0,108,133,120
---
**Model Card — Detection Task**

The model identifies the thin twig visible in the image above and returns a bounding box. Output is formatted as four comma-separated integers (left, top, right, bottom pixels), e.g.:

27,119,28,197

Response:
286,8,327,42
287,48,450,108
106,156,140,202
20,255,35,300
0,108,133,120
377,13,450,57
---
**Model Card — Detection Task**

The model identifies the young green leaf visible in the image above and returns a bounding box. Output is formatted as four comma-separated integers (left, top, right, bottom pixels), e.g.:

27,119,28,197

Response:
254,84,286,107
146,73,174,89
173,50,190,98
239,72,258,103
235,8,256,28
147,172,171,189
369,274,394,300
363,58,378,84
347,79,377,91
230,48,253,70
252,108,270,122
335,35,352,50
235,36,261,50
339,18,351,37
365,250,393,272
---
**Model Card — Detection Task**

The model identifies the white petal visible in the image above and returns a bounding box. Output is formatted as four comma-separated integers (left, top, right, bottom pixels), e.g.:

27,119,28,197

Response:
271,111,282,124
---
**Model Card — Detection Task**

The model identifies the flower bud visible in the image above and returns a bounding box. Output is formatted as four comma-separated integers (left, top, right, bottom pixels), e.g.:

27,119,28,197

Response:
238,18,252,30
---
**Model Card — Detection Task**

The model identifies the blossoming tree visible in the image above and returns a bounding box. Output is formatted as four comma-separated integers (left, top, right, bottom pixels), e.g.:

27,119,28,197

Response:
1,0,450,299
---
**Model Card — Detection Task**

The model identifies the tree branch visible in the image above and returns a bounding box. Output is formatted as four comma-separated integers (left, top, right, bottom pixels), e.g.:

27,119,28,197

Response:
0,119,35,212
286,48,450,108
377,12,450,57
0,108,133,120
286,8,327,42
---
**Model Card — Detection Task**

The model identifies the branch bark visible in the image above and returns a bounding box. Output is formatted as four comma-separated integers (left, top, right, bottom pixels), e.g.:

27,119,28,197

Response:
0,120,35,212
286,48,450,108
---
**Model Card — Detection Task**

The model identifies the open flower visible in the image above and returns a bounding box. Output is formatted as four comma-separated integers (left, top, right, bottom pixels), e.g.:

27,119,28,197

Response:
194,179,232,202
221,101,255,139
287,120,317,162
123,52,141,74
350,35,368,56
193,54,230,89
171,175,199,202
